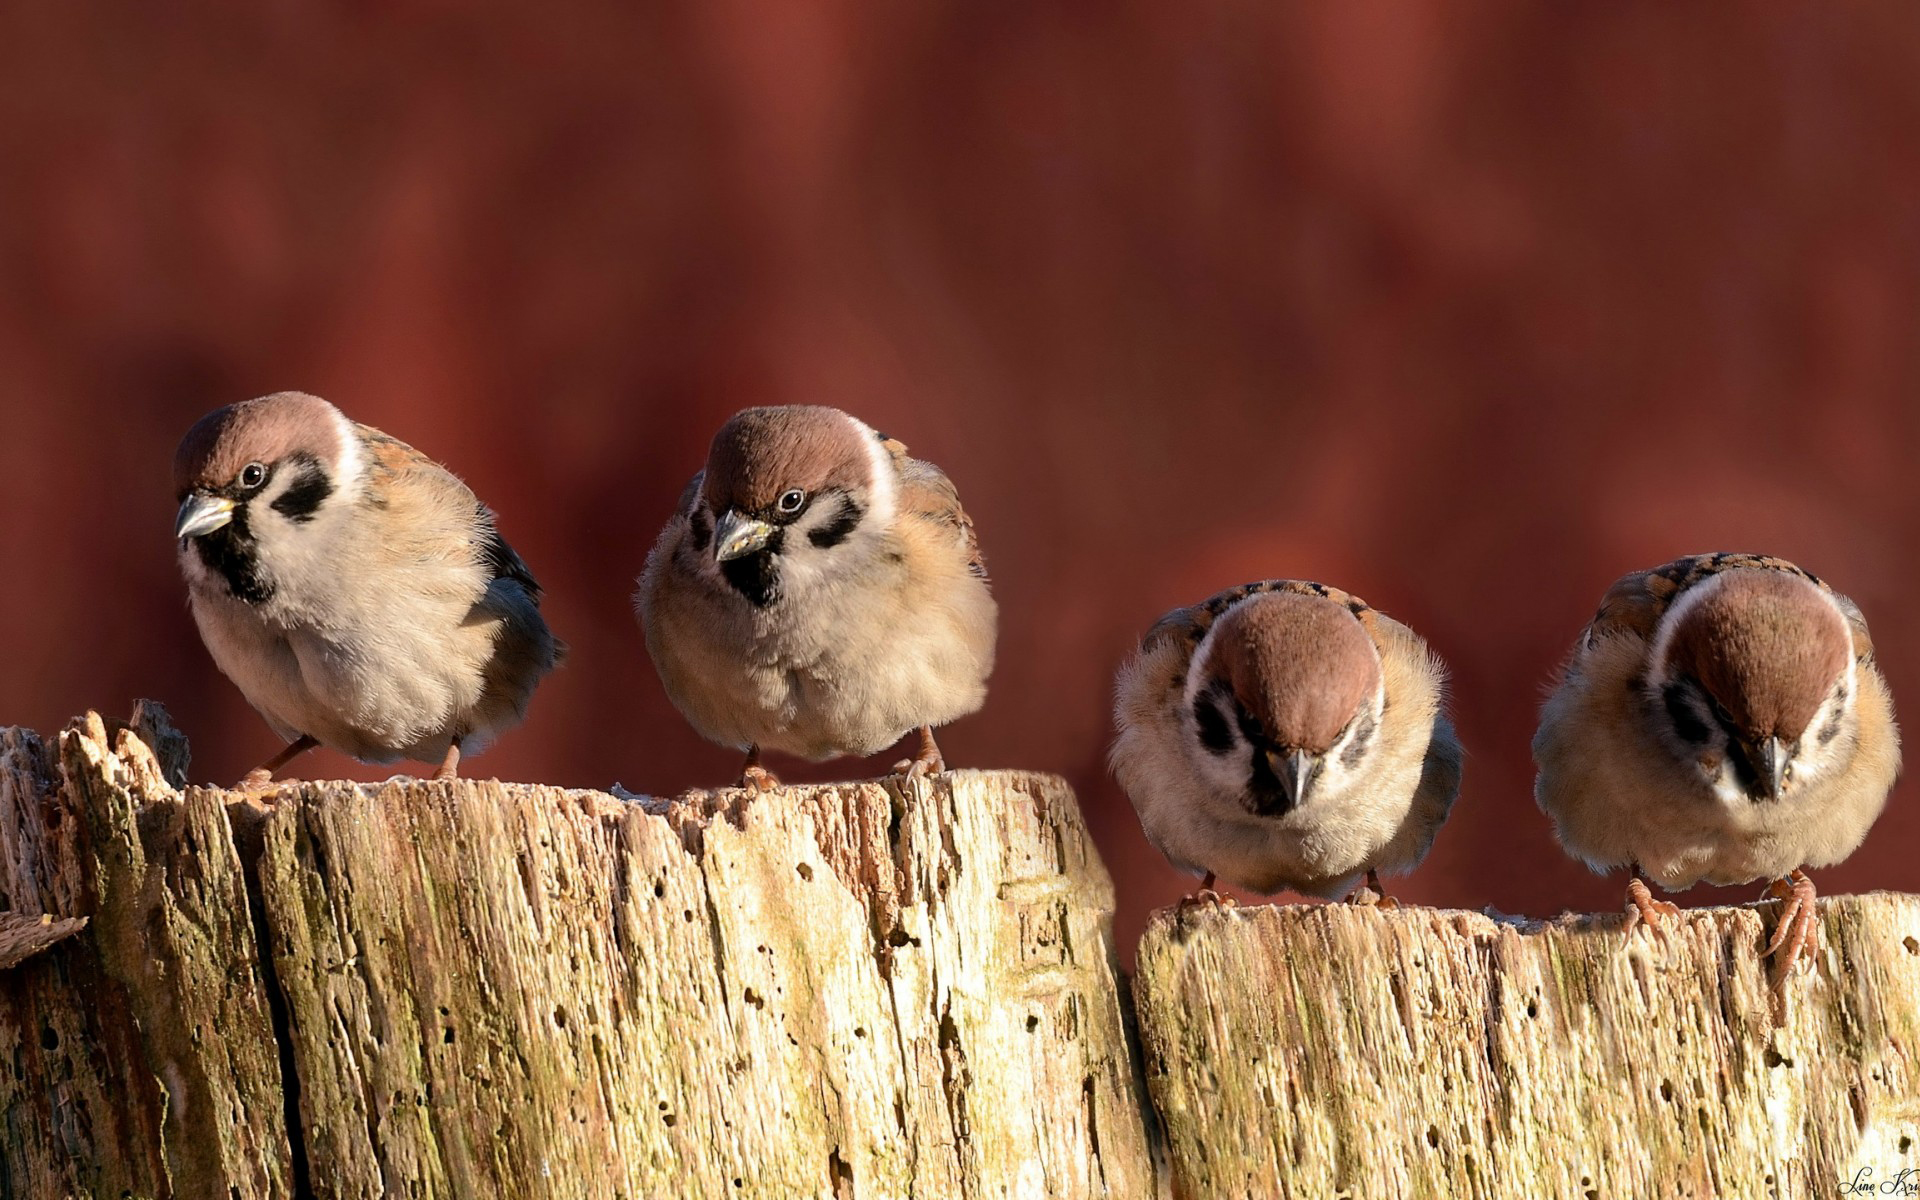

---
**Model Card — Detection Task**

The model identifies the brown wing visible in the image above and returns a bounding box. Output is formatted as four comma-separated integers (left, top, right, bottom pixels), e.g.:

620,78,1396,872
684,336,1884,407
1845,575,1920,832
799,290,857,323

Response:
1141,579,1379,655
884,437,986,580
355,422,547,600
1581,552,1820,649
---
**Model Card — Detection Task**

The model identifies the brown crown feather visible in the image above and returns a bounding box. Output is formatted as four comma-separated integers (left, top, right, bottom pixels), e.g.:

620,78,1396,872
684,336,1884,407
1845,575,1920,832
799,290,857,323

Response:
173,391,347,497
1663,569,1849,740
1206,591,1381,754
701,406,876,515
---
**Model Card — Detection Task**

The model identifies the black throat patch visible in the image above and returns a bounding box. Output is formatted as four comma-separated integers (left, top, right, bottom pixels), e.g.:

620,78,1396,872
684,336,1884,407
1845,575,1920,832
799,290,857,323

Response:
1244,745,1295,819
721,529,785,608
192,504,273,605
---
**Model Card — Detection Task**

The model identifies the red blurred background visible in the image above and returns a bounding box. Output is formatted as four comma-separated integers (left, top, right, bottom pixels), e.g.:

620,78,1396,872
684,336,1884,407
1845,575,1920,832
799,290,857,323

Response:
2,4,1917,956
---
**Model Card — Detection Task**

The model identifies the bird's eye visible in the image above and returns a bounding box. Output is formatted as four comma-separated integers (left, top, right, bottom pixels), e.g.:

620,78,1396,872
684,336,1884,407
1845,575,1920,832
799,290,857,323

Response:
777,489,807,514
239,462,267,490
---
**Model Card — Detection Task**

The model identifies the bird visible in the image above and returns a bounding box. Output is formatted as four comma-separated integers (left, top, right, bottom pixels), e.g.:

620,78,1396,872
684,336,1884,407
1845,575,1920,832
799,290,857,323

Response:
1533,553,1900,1001
172,391,563,785
1110,580,1463,905
636,405,996,790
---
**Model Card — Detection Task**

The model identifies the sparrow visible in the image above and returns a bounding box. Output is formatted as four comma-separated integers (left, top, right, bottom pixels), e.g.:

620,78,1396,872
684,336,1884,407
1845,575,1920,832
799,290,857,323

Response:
1110,580,1463,904
172,391,563,784
636,405,996,789
1533,553,1900,1000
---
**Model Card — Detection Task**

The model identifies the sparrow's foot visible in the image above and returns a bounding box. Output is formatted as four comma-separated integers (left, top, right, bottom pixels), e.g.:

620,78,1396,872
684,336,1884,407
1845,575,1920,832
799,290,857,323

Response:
433,743,462,782
1345,868,1399,909
891,726,946,780
1762,869,1821,1000
733,745,781,793
1623,875,1682,939
738,764,781,793
238,733,319,791
1175,872,1236,913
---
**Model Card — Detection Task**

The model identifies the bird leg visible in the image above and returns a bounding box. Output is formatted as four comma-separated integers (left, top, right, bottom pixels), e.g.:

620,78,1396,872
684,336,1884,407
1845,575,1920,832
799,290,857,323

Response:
737,745,780,793
1623,866,1682,938
1345,868,1399,909
434,741,462,782
891,726,946,780
1177,871,1235,912
1762,869,1821,999
238,734,318,789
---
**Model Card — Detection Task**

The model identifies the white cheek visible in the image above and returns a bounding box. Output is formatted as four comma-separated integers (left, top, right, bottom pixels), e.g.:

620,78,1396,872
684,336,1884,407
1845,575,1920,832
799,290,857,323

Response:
847,415,897,526
1312,684,1387,793
329,407,365,502
1185,725,1252,796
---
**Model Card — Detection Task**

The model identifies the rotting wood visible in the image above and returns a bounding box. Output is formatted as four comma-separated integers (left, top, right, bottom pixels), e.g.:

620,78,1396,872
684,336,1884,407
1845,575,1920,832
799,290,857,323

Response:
1132,896,1920,1199
5,703,1917,1199
0,912,88,969
0,706,292,1198
0,707,1155,1199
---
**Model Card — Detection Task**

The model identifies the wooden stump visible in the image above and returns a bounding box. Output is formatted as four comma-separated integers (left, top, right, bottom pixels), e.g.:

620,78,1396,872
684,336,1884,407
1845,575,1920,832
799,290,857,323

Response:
1132,897,1920,1199
0,707,1155,1200
4,704,1918,1198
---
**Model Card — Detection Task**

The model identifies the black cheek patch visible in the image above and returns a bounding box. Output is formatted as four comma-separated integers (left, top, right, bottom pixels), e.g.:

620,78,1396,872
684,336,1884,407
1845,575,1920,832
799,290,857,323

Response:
1340,709,1376,770
269,459,332,523
1662,683,1711,746
1817,714,1844,747
808,498,864,549
1192,695,1233,755
688,506,712,554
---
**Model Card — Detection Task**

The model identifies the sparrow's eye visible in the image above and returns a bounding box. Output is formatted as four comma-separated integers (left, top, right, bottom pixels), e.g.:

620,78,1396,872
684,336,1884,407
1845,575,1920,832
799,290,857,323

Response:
777,489,807,515
239,462,267,490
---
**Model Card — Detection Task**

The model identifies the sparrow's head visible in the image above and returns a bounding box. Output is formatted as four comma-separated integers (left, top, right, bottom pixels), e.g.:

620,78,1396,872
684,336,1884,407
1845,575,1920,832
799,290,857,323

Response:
1647,568,1856,802
690,405,897,607
172,391,363,605
1184,591,1385,817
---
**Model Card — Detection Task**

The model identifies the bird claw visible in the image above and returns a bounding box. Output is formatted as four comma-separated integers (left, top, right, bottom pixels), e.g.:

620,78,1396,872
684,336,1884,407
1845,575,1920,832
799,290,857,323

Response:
1345,870,1398,909
1762,871,1821,998
1623,877,1682,939
1176,889,1234,913
890,753,944,780
737,765,781,794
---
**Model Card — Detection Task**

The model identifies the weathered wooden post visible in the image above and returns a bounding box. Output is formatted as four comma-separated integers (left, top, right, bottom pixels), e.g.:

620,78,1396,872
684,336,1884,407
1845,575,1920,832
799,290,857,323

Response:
1,705,1915,1198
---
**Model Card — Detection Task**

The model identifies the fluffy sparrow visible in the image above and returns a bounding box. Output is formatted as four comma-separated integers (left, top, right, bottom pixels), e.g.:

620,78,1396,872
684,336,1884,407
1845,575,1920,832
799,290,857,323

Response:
1111,581,1463,904
1533,553,1900,999
173,391,563,783
636,406,996,788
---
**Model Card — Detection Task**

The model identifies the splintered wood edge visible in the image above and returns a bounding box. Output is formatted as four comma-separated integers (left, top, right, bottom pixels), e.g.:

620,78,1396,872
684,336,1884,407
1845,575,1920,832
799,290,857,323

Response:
1132,891,1920,1197
0,913,89,970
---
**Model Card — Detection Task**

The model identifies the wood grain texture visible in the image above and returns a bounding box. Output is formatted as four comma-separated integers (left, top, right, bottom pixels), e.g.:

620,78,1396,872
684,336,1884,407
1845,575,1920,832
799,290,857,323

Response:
252,768,1154,1198
1133,897,1920,1199
0,708,1153,1199
0,912,87,969
9,705,1920,1199
0,707,292,1199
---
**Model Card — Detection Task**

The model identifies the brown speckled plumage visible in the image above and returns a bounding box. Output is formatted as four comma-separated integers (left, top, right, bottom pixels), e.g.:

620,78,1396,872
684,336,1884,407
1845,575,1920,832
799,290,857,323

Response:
1112,580,1462,898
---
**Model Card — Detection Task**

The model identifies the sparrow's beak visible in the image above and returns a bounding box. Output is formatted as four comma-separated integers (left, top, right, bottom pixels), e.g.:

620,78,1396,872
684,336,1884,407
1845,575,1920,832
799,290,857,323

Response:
174,493,236,540
1751,736,1790,800
713,510,776,562
1265,747,1318,811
